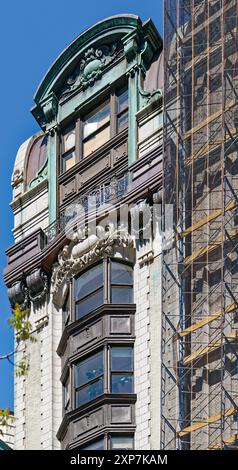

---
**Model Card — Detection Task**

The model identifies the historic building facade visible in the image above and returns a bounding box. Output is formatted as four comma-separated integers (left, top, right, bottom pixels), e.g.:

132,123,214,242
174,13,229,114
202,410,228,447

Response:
4,15,163,450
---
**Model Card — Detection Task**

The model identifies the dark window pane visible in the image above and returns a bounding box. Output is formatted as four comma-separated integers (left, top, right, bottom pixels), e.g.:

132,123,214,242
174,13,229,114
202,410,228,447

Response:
117,88,128,113
82,438,105,450
111,374,133,393
63,379,70,411
75,264,103,300
118,111,128,132
111,347,133,371
76,378,104,406
75,351,103,388
111,435,133,450
62,151,76,172
111,286,133,304
76,288,104,319
111,262,133,285
63,296,70,326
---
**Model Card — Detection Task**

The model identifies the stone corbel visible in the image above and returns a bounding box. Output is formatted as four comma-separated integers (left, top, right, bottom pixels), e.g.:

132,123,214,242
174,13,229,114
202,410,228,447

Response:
41,92,58,125
26,268,48,303
31,92,58,131
8,281,29,310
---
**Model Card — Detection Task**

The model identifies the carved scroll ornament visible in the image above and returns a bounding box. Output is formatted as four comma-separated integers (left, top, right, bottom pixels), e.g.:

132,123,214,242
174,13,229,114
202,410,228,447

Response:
61,42,121,96
51,223,134,305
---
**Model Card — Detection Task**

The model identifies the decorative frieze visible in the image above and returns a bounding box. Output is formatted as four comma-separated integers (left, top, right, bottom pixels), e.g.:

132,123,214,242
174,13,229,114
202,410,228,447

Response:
61,42,122,96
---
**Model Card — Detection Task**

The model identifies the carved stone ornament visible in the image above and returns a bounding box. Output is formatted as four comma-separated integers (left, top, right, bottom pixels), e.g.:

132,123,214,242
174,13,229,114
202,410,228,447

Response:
26,268,48,303
12,169,24,188
61,42,121,96
51,222,134,305
8,269,48,309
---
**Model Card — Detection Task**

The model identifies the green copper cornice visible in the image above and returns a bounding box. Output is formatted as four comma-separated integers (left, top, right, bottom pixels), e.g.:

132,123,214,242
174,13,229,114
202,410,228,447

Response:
33,15,140,105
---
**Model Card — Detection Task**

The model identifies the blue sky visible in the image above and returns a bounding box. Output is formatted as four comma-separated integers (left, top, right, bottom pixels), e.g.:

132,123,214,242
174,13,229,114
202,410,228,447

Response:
0,0,163,410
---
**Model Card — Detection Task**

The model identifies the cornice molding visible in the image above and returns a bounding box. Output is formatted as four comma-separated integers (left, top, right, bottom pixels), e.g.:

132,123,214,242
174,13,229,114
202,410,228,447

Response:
33,16,141,105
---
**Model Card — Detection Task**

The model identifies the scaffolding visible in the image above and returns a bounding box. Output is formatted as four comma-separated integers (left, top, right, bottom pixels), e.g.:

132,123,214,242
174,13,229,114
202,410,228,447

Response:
162,0,238,450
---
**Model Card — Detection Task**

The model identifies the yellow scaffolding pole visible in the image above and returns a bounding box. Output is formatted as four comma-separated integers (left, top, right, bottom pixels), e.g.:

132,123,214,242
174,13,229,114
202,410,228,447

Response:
178,407,236,437
177,303,237,338
183,331,238,365
180,200,237,239
183,228,238,266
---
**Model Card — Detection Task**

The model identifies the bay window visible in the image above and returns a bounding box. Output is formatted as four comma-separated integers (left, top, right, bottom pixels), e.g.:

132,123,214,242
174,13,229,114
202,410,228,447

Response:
111,261,133,304
116,86,128,132
75,262,104,320
74,346,134,409
74,260,133,321
81,438,105,450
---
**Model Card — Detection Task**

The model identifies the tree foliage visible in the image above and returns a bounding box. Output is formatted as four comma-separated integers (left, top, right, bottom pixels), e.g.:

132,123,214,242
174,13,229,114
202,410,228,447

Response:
0,304,36,433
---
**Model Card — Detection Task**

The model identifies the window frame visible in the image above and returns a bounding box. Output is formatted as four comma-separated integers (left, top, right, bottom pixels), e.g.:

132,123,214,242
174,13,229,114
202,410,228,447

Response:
73,344,134,410
110,346,134,395
74,349,104,408
62,293,70,326
74,260,104,321
63,374,70,413
59,81,128,174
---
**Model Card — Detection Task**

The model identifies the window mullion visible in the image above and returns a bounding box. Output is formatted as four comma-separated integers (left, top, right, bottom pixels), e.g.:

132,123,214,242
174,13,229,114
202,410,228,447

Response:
103,258,108,303
110,91,117,137
75,118,81,162
104,344,109,394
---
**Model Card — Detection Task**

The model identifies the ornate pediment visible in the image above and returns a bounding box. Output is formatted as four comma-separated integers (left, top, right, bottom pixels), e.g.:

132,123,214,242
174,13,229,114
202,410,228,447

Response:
51,223,134,305
60,42,122,97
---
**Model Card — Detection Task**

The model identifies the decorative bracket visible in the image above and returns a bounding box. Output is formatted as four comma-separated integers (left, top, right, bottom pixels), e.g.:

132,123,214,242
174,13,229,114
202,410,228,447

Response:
26,269,48,303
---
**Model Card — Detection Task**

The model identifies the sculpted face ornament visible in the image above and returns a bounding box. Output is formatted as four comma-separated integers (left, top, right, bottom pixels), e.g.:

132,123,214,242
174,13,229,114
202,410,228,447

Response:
61,42,121,95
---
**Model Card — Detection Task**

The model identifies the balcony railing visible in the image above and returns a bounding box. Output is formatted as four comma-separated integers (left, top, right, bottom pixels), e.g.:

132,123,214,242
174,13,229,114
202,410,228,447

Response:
44,173,129,244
